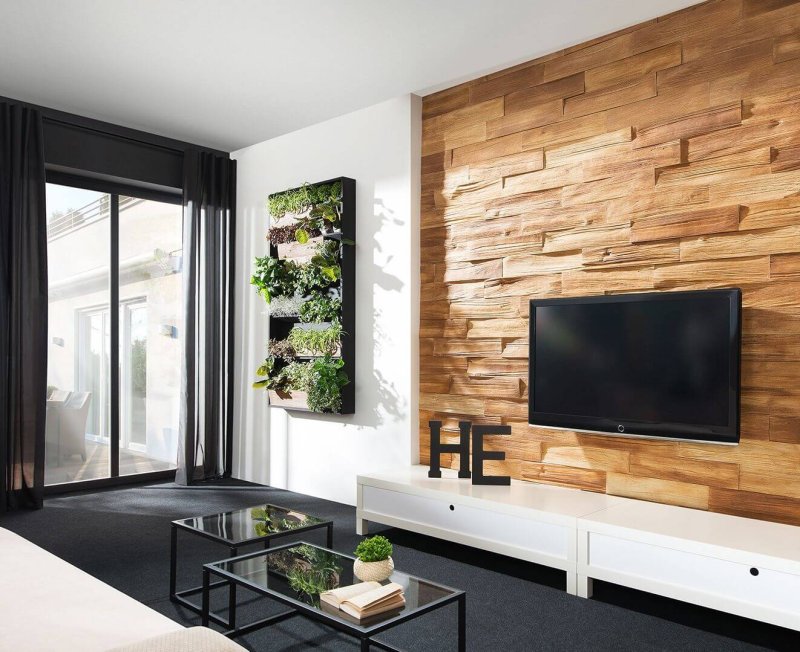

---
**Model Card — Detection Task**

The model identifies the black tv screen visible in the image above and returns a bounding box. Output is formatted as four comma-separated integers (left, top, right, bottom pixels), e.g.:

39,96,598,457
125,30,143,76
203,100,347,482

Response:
528,289,741,444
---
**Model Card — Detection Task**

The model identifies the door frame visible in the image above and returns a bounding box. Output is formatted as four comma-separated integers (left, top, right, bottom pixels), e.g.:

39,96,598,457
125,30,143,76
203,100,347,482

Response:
45,176,181,495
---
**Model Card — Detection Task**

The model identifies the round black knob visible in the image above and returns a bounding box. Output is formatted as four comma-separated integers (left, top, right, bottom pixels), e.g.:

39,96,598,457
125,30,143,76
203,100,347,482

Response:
449,504,455,511
750,568,759,576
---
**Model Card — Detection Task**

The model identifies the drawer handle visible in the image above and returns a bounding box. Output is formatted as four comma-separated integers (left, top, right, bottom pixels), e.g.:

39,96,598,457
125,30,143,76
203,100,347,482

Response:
449,504,455,511
750,568,759,577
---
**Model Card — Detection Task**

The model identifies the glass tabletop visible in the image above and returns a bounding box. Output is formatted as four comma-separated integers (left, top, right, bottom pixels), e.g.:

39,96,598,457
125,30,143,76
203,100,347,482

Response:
174,504,329,545
210,542,461,631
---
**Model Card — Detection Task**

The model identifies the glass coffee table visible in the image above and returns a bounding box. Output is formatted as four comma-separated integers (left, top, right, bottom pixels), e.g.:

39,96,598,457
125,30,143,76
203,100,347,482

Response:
202,542,466,651
170,504,333,627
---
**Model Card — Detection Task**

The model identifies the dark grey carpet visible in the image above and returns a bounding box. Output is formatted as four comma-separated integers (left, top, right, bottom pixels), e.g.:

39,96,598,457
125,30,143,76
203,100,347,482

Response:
0,480,796,651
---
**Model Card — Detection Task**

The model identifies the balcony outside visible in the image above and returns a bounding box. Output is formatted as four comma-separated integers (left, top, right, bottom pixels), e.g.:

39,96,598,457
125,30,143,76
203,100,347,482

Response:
45,184,182,484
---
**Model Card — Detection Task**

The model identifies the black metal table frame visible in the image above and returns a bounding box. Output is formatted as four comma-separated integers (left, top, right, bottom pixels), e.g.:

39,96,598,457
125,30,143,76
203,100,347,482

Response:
201,541,466,651
169,508,333,628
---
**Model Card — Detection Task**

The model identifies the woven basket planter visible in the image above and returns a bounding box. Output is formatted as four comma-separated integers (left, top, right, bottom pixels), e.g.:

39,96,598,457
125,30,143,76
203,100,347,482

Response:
353,556,394,582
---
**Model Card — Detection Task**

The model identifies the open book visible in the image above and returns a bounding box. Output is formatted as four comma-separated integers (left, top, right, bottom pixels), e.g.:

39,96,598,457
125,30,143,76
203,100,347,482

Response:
320,582,405,620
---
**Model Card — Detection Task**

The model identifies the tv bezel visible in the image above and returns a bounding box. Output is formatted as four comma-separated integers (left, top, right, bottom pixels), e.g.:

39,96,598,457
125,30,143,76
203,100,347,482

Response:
528,288,742,445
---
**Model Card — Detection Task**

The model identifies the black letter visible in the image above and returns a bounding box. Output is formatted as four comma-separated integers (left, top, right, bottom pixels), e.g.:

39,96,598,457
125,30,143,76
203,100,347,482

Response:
428,420,471,479
471,424,511,485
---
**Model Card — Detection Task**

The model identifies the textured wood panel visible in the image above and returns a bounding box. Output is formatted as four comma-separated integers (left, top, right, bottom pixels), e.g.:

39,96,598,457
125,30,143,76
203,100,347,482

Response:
420,0,800,525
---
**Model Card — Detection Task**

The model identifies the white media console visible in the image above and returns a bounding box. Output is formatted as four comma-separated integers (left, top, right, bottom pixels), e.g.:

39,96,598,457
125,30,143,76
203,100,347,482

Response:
357,466,800,631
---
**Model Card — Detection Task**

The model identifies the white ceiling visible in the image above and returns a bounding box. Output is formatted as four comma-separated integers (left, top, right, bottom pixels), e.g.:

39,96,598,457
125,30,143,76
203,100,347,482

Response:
0,0,700,152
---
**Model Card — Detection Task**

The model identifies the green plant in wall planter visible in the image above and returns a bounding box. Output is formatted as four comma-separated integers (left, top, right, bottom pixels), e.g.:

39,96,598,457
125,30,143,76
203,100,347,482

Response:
299,294,342,323
288,321,342,357
307,355,348,413
267,181,343,244
251,256,298,303
251,243,338,303
311,240,341,282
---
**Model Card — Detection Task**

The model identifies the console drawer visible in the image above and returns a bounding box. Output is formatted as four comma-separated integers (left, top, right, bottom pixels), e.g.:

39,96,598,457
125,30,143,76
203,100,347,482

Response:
587,532,800,617
361,485,570,561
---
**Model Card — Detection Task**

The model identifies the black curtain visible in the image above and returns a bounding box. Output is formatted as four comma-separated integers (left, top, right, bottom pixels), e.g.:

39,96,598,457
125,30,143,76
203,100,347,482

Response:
176,150,235,484
0,103,48,511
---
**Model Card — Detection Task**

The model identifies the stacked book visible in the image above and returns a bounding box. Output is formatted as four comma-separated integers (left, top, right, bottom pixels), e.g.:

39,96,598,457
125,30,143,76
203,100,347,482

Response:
320,581,405,621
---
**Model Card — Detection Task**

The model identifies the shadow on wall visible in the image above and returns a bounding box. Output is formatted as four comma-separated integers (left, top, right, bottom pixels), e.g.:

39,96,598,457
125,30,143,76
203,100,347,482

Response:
291,185,406,430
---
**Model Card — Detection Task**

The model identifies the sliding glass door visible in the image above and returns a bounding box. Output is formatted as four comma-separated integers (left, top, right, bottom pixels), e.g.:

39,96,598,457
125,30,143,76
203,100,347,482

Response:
45,183,182,486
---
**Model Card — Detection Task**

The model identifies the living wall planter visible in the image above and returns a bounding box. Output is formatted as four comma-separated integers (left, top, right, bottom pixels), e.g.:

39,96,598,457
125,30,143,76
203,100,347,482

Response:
257,176,356,415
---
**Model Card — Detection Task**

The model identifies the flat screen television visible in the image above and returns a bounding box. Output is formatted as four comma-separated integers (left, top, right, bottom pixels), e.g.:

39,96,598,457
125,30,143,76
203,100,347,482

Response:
528,288,741,444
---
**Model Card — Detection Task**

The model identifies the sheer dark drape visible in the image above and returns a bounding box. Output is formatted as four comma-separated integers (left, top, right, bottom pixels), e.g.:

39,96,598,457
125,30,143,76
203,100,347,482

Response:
0,103,48,511
176,150,235,484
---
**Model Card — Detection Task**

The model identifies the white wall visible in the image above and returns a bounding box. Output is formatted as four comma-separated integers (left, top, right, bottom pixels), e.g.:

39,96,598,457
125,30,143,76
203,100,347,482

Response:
232,95,421,505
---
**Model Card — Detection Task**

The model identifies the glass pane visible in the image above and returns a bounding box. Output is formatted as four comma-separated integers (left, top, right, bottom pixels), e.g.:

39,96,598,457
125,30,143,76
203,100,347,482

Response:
215,543,455,629
45,184,111,485
175,504,327,544
118,196,182,475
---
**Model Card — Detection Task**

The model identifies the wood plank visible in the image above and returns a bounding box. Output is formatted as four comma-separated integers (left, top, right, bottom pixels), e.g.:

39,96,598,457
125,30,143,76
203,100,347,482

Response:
679,439,800,475
564,75,657,119
522,462,607,492
543,223,631,254
743,0,800,19
680,225,800,261
470,63,545,104
635,101,742,148
709,488,800,526
453,114,606,166
774,32,800,63
432,339,502,356
502,251,583,278
450,376,523,399
769,416,800,444
467,318,528,339
442,259,503,283
562,267,655,294
770,252,800,279
606,473,710,510
449,298,521,319
502,163,583,196
655,147,773,186
582,241,680,268
630,205,741,243
739,196,800,230
585,43,682,92
542,32,635,82
467,358,529,377
423,85,470,120
486,99,563,140
772,144,800,172
468,150,545,182
419,393,485,415
653,257,771,288
656,39,773,89
483,274,562,299
629,453,739,489
545,127,633,167
504,73,584,115
542,445,630,473
419,319,468,339
483,398,528,420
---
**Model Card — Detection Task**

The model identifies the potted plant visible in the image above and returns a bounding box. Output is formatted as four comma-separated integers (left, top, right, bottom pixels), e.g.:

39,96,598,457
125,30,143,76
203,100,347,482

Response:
353,535,394,582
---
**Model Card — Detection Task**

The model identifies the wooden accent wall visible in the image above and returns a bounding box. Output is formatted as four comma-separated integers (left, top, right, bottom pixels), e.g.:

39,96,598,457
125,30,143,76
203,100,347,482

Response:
419,0,800,525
